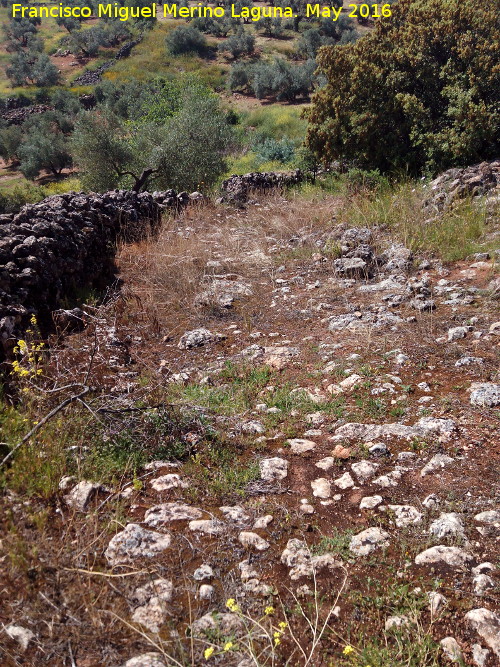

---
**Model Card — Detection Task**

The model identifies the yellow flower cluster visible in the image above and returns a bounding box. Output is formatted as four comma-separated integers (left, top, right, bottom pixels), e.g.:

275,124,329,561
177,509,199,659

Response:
11,318,44,385
226,598,240,613
273,621,287,646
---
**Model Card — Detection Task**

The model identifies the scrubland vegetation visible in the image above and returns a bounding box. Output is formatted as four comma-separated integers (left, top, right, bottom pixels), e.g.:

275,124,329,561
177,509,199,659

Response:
1,1,499,665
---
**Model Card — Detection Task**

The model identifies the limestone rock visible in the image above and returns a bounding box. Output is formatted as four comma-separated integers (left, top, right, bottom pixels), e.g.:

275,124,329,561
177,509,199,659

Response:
388,505,423,527
311,478,331,498
385,615,409,631
429,513,465,539
122,654,167,667
238,531,270,551
414,546,472,569
360,495,383,510
220,505,251,523
198,585,215,600
191,612,244,638
105,524,171,566
150,474,188,492
472,574,495,595
465,609,500,659
472,644,490,667
253,515,273,529
470,383,500,408
64,480,102,511
193,564,214,581
131,579,173,633
420,454,454,477
333,472,355,489
178,328,225,349
144,503,203,527
287,438,316,454
259,457,288,481
428,592,447,616
315,457,335,470
4,625,34,651
189,519,226,536
350,527,390,556
474,510,500,524
440,637,464,663
351,460,380,483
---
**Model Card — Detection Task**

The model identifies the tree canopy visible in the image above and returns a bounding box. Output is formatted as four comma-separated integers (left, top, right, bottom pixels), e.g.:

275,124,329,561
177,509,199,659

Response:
306,0,500,174
71,82,235,192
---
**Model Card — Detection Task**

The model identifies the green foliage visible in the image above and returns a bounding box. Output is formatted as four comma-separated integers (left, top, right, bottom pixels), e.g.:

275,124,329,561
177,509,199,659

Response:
0,180,83,214
6,52,60,87
72,81,235,192
229,57,316,101
3,18,39,50
218,29,255,59
306,0,500,174
254,137,295,164
67,20,131,57
345,168,389,194
165,25,207,55
312,528,355,560
18,112,73,179
259,16,284,38
0,124,23,162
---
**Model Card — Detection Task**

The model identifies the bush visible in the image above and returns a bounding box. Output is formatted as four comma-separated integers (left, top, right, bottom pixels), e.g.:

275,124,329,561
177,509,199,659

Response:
344,168,389,194
254,137,295,163
306,0,500,174
6,51,59,87
0,125,23,162
165,26,207,55
18,112,72,179
218,30,255,59
232,58,316,101
72,82,235,192
228,62,250,91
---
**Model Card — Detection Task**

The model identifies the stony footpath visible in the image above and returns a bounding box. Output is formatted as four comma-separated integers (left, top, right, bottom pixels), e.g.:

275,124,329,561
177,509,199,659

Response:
1,193,499,666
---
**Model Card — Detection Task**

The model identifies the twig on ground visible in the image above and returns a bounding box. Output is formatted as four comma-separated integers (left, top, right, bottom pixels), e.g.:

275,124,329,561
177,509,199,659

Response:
0,386,90,468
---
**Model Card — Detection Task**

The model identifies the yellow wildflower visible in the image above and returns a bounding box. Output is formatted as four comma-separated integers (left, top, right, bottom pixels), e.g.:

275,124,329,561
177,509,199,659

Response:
204,647,214,659
274,637,281,646
278,621,287,630
226,598,239,613
30,314,37,325
223,642,234,652
264,606,274,615
342,645,354,656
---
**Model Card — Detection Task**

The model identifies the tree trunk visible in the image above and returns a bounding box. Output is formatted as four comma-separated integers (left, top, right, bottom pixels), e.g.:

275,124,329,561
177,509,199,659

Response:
132,168,154,192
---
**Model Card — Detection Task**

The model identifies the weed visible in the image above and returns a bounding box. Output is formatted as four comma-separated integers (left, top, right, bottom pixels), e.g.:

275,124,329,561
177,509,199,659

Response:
312,528,355,561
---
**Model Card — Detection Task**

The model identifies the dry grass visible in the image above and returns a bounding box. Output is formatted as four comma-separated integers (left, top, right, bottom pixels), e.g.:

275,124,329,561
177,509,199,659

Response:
117,191,340,326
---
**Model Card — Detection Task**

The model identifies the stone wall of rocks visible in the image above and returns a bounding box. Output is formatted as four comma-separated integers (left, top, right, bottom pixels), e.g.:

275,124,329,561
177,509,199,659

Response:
1,104,54,126
220,170,303,205
0,189,185,359
424,160,499,212
72,40,140,86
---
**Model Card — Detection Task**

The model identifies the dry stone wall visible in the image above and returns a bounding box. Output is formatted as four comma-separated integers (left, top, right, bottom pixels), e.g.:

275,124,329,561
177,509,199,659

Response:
0,189,185,359
220,170,303,205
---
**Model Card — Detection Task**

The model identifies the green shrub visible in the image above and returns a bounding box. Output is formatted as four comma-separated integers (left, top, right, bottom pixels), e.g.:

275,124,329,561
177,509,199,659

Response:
254,137,295,164
165,25,207,55
306,0,500,174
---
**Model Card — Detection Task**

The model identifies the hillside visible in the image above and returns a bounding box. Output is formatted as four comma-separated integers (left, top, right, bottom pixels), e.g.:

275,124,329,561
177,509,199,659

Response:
1,0,499,665
0,163,499,666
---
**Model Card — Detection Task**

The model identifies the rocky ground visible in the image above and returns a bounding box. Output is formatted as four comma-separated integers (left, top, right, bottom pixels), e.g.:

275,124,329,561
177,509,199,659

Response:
0,184,499,666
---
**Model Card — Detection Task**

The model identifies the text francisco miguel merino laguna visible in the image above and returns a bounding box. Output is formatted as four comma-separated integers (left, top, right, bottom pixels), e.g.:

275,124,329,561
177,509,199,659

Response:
11,2,356,22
